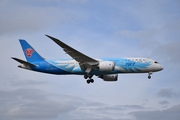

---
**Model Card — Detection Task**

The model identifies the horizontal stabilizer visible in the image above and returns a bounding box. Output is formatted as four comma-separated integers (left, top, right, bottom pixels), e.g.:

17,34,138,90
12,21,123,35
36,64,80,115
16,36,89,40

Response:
11,57,36,67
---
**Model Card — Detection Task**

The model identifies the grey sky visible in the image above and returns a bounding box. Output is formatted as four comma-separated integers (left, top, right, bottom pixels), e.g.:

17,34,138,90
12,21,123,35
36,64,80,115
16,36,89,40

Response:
0,0,180,119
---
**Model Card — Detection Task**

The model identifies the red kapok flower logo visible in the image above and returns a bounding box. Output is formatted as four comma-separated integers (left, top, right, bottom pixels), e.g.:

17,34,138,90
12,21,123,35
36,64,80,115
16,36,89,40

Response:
24,48,34,58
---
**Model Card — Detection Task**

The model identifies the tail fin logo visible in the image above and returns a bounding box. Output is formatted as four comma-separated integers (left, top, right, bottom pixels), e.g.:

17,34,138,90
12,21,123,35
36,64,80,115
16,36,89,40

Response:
24,48,34,58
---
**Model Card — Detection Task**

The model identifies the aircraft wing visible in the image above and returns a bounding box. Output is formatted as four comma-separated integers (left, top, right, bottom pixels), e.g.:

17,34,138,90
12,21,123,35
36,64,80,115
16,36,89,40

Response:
46,35,99,72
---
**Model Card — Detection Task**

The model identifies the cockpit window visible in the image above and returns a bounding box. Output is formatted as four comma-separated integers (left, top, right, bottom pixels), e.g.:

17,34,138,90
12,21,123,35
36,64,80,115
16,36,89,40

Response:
154,61,159,64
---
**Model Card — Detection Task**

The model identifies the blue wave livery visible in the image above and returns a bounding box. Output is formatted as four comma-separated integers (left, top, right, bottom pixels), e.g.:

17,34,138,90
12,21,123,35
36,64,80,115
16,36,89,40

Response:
12,35,163,84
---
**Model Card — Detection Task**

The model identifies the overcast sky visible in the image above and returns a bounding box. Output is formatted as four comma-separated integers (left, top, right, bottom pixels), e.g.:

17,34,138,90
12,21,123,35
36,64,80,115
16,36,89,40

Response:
0,0,180,120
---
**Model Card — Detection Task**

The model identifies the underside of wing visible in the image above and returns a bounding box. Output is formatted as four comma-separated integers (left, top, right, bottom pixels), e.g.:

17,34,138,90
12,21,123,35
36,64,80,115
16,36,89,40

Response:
46,35,99,72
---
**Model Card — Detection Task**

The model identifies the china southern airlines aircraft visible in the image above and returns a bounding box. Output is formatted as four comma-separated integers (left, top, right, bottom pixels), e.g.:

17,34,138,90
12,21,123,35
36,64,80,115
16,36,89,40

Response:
12,35,163,84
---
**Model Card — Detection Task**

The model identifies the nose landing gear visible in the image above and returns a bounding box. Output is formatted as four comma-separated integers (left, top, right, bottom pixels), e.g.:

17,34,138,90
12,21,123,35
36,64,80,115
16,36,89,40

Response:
148,72,153,79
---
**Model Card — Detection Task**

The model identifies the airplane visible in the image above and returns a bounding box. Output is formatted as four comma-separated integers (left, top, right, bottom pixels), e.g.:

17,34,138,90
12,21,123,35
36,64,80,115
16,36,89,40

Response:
12,35,163,84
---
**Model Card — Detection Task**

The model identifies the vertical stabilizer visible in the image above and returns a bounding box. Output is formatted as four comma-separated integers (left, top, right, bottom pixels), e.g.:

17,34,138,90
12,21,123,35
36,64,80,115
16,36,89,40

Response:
19,39,44,62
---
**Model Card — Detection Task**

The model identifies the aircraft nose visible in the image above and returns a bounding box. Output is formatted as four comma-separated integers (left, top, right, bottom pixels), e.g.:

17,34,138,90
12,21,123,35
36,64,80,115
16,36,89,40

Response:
154,64,163,72
159,65,164,71
157,64,163,71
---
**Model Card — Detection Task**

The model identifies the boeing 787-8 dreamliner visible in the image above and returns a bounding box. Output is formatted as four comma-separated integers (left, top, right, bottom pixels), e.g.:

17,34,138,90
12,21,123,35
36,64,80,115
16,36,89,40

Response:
12,35,163,84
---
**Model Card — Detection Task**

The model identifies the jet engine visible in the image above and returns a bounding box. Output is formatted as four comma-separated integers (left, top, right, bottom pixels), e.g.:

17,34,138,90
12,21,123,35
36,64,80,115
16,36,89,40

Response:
98,61,115,71
99,74,118,81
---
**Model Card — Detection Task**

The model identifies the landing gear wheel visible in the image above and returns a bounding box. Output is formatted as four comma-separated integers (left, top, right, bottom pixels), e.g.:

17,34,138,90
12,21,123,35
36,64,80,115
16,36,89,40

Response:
86,79,94,84
84,74,93,79
84,75,88,79
90,79,94,83
148,76,151,79
87,80,91,84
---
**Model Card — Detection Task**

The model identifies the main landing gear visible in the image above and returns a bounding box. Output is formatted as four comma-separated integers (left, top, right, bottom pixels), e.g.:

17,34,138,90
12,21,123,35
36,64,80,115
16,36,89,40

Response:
148,72,153,79
84,75,94,84
87,79,94,84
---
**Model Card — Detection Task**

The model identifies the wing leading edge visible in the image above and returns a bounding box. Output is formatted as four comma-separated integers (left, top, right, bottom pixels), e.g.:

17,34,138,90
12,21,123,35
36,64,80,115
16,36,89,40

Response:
46,35,99,72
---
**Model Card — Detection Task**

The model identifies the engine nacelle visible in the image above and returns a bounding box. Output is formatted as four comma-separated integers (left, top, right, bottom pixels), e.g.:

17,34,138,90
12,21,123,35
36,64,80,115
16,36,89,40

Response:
98,61,115,71
99,74,118,81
